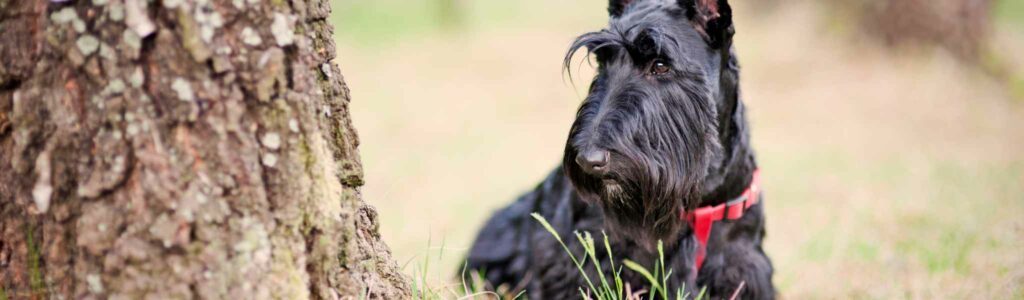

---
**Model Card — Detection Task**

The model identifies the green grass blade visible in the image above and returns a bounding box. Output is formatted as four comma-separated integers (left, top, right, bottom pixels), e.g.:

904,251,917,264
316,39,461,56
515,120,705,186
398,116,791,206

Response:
696,286,708,300
602,231,615,269
623,259,660,290
532,213,600,297
603,231,625,299
459,262,470,297
658,241,669,300
532,213,563,243
577,231,616,299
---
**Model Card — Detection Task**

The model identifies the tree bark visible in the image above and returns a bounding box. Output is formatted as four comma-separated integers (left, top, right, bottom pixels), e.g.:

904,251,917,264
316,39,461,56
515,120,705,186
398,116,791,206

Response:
0,0,411,299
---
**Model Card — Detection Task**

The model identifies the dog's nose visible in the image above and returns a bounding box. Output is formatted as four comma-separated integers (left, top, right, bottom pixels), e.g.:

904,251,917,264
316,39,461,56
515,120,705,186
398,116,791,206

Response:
576,149,610,176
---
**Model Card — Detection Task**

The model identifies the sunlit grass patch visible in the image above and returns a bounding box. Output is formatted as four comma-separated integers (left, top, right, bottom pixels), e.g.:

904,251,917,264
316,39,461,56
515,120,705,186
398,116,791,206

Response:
846,239,880,262
406,235,515,300
894,215,978,275
995,0,1024,25
330,0,582,47
801,225,837,262
331,0,445,45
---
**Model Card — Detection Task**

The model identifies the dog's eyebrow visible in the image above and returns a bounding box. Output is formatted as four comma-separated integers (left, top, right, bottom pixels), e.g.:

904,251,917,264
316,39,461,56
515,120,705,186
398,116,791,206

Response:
572,30,625,54
563,30,625,75
562,22,686,77
630,25,682,59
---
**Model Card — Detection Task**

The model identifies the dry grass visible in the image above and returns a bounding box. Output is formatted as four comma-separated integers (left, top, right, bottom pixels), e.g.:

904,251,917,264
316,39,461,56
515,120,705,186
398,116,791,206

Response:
332,0,1024,298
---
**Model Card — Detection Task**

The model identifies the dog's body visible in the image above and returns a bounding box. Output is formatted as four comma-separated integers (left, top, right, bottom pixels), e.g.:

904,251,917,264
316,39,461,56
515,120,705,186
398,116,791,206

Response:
465,0,774,298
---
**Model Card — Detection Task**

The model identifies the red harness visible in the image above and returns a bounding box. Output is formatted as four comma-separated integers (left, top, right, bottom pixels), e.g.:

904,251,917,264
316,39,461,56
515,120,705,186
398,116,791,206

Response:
682,170,762,272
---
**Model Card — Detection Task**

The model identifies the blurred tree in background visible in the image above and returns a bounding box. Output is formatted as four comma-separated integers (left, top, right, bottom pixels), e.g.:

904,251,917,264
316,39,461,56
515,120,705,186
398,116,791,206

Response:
437,0,465,30
822,0,1022,99
861,0,993,60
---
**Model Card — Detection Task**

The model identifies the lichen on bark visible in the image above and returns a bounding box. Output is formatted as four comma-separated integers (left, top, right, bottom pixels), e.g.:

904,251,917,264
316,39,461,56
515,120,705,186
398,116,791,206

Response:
0,0,411,298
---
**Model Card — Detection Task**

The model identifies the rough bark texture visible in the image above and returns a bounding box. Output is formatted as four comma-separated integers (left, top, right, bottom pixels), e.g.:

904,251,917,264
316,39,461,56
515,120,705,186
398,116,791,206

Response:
0,0,411,299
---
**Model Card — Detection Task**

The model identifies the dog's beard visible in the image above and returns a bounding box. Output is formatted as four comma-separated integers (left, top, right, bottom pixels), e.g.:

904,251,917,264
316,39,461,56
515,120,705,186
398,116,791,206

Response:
565,132,719,251
600,179,626,200
563,128,719,251
594,178,688,251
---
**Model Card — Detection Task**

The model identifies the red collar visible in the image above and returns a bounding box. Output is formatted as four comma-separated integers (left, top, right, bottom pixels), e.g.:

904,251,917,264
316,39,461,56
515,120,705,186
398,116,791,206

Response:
682,169,762,272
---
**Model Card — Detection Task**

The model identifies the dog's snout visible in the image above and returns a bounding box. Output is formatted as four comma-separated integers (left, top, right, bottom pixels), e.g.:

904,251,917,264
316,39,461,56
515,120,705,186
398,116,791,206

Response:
575,149,610,176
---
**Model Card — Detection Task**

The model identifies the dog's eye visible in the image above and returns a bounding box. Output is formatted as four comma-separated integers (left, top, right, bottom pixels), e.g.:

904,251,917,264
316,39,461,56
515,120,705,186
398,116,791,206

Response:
649,60,671,75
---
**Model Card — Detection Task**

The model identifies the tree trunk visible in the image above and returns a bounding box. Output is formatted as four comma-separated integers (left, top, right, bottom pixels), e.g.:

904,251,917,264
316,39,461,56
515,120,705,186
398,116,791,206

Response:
0,0,411,299
854,0,993,60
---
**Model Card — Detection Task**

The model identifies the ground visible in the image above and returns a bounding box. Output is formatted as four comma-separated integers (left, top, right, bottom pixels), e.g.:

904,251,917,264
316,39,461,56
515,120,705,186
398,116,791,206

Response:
331,0,1024,298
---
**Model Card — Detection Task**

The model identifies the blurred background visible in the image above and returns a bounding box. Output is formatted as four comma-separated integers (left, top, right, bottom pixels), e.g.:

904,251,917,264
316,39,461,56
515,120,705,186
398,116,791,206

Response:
329,0,1024,298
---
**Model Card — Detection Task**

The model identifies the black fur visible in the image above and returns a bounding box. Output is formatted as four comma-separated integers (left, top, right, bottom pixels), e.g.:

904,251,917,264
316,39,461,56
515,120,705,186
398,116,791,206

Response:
465,0,774,298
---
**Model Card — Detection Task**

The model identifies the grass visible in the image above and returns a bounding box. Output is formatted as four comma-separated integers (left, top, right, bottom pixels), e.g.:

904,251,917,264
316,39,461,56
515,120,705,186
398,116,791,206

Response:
531,213,708,300
332,0,446,46
405,235,511,299
332,0,549,47
405,214,710,300
0,226,48,300
979,40,1024,102
995,0,1024,25
25,224,45,298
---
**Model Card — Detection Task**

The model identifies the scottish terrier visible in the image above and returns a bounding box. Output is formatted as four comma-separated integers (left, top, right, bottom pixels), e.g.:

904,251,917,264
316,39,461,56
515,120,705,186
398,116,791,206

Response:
465,0,774,298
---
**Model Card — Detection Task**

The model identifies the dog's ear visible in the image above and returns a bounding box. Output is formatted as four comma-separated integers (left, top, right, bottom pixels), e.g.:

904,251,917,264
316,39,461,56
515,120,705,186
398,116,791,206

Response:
608,0,637,18
680,0,734,49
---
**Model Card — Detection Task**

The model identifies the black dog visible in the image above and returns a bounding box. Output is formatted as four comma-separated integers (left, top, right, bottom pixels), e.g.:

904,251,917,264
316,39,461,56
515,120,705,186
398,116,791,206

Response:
465,0,774,298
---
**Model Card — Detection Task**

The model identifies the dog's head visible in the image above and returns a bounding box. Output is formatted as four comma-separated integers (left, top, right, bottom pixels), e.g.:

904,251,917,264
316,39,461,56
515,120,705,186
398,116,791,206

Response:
563,0,739,249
